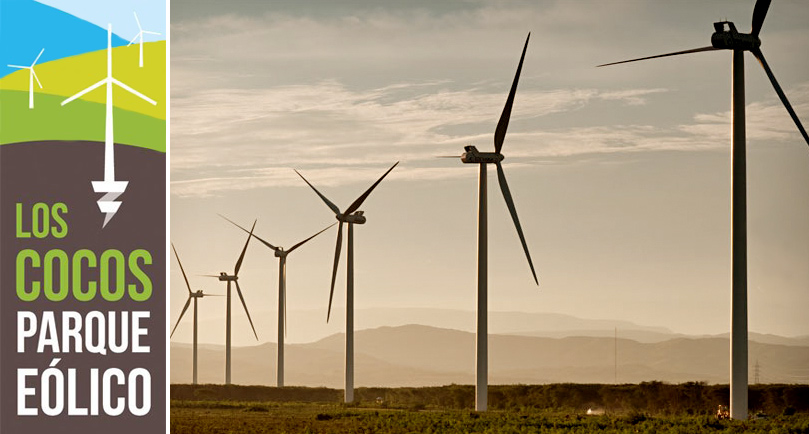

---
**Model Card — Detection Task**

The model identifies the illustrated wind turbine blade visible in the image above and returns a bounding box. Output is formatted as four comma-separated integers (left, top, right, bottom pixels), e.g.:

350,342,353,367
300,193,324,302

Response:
143,30,161,36
31,70,42,89
752,49,809,147
111,78,157,105
219,214,279,251
134,11,142,31
344,161,399,215
294,169,341,215
235,281,258,340
327,221,343,322
234,220,256,276
170,297,192,338
287,222,337,254
496,162,538,285
61,79,107,106
128,33,140,46
171,243,193,294
7,65,27,69
751,0,771,38
32,48,44,66
494,32,530,155
596,46,719,67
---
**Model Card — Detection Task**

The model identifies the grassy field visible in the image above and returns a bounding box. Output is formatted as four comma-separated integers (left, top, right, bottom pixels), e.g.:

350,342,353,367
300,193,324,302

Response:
171,383,809,433
0,90,165,150
171,400,809,434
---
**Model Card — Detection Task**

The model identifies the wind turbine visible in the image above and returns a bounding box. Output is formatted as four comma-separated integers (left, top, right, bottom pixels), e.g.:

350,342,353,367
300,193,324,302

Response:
204,219,259,385
8,48,44,109
62,24,157,228
598,0,809,420
295,162,398,402
443,33,538,412
170,243,222,385
129,12,161,68
220,216,335,387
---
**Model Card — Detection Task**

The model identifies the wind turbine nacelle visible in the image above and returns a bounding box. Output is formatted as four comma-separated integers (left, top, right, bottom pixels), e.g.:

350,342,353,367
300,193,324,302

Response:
193,290,204,298
218,272,238,282
711,21,760,51
461,145,504,164
274,249,287,258
339,212,366,224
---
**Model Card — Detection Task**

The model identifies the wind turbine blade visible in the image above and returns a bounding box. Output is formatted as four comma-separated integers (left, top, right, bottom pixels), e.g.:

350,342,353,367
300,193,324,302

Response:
170,297,192,338
287,222,337,253
32,48,44,66
344,161,399,215
219,214,279,251
496,162,538,285
234,220,256,276
436,155,462,158
294,169,341,215
61,79,107,106
201,274,221,278
597,46,719,67
200,293,224,297
134,11,142,31
752,49,809,147
171,243,193,294
751,0,771,38
7,65,27,69
235,281,258,340
111,78,157,105
327,221,343,322
31,70,42,89
143,30,161,35
128,33,140,46
494,32,530,155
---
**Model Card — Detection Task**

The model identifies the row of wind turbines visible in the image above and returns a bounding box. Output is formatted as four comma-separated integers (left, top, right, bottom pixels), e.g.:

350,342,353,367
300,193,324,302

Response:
170,0,808,418
7,12,159,110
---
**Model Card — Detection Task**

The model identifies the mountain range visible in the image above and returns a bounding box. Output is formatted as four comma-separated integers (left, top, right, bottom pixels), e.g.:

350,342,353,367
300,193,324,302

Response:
170,323,809,387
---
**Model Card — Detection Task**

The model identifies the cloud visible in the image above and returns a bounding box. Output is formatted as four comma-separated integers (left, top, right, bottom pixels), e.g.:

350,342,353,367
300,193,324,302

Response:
169,2,809,198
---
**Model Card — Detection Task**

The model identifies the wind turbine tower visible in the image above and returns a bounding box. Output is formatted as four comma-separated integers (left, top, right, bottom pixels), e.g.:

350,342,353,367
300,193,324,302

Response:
450,33,539,412
7,48,45,109
170,243,222,385
205,220,259,385
221,216,334,387
62,24,157,228
129,12,161,68
295,162,398,402
598,0,809,419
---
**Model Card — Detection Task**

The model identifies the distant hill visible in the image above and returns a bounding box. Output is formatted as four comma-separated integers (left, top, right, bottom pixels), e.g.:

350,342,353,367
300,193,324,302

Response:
0,42,166,149
0,0,127,79
171,324,809,387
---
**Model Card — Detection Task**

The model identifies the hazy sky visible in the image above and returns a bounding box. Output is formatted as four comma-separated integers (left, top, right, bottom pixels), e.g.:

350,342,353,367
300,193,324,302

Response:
169,0,809,346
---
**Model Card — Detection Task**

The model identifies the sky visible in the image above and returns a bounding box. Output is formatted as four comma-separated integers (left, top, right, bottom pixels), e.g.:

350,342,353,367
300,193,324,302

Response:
169,0,809,347
35,0,166,42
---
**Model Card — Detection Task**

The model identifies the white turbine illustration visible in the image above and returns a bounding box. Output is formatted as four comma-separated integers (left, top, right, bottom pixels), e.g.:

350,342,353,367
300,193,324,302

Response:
8,48,45,109
128,12,161,68
170,243,223,385
440,33,538,412
221,215,335,387
599,0,809,420
62,24,157,228
295,162,398,403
